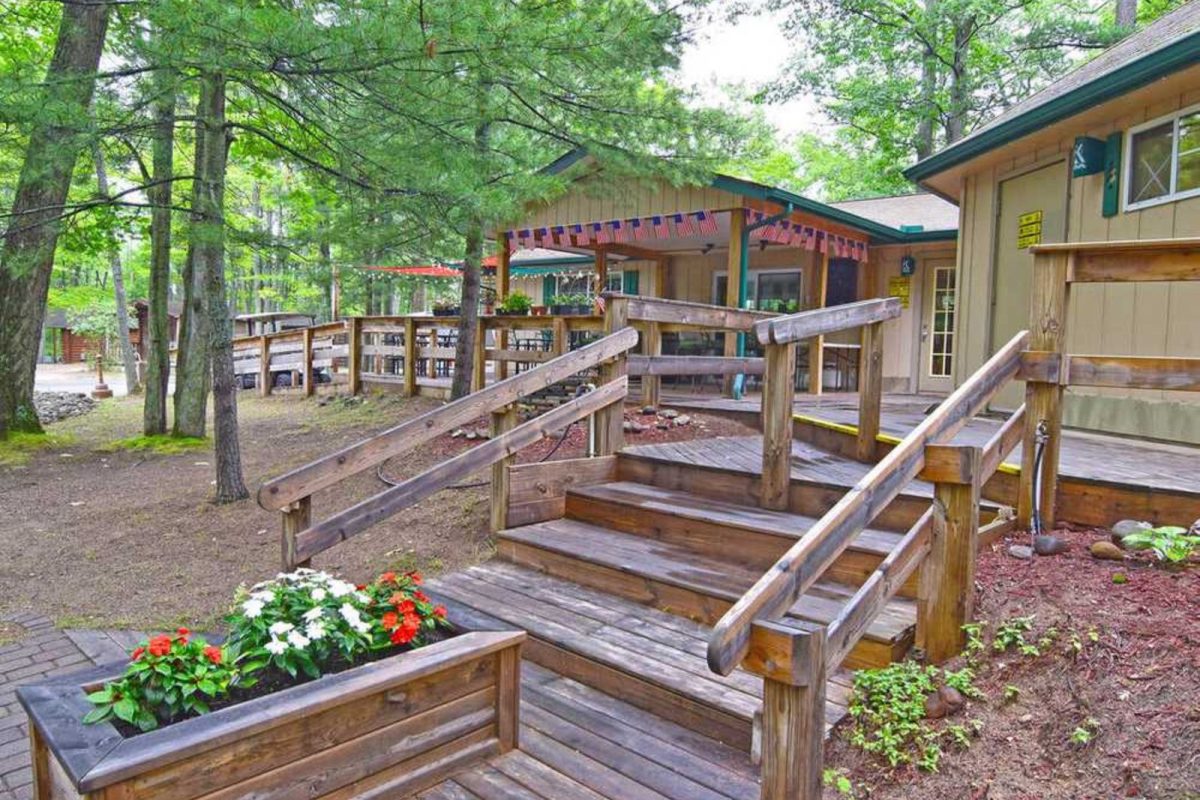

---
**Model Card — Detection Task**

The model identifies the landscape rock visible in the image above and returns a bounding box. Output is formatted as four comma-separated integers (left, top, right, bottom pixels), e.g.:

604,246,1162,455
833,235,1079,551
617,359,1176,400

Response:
673,415,691,427
640,406,657,415
939,685,965,711
660,408,679,419
1111,519,1151,546
1033,534,1069,556
1090,540,1125,561
34,391,96,425
925,685,964,720
465,431,478,440
1007,544,1034,560
451,428,467,438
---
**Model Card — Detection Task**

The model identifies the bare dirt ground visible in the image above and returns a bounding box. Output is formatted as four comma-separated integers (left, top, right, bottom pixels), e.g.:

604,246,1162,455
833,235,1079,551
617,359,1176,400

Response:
0,388,752,631
825,525,1200,800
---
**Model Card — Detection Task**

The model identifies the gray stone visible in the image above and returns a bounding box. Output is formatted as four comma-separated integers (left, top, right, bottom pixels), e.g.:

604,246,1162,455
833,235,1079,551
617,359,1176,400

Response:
1090,540,1125,561
33,392,96,425
451,428,467,439
640,406,657,415
1112,519,1152,538
1008,544,1034,559
673,415,691,427
659,409,679,419
1033,534,1069,556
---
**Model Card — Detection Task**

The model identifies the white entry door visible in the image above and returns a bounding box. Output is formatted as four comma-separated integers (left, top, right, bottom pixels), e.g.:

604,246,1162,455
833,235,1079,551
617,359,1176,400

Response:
918,261,958,394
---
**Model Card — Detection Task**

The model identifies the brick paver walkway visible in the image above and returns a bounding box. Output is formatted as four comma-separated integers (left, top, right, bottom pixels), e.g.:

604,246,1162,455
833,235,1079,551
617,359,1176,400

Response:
0,613,107,800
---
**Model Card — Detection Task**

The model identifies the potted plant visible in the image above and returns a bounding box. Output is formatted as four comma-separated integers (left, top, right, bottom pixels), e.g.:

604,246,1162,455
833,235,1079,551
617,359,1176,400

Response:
549,294,591,315
431,300,459,317
496,291,532,316
19,568,524,799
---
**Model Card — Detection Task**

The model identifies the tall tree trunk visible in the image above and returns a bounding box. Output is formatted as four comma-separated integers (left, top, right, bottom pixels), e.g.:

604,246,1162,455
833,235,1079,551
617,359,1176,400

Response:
252,182,265,316
144,65,175,435
945,18,971,145
92,140,140,394
319,202,336,320
451,103,491,400
195,72,246,502
0,1,110,437
173,95,211,437
1116,0,1137,29
915,0,938,161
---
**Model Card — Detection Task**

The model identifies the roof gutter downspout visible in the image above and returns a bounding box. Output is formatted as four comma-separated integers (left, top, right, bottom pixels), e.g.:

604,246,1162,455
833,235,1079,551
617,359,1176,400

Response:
734,202,794,399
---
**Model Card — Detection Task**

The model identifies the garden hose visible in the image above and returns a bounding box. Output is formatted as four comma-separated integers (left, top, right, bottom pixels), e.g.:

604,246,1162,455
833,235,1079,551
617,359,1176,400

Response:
1031,420,1049,542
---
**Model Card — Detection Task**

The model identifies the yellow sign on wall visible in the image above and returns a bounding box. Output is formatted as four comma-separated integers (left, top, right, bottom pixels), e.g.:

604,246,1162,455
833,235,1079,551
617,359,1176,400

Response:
1017,210,1043,249
888,275,911,309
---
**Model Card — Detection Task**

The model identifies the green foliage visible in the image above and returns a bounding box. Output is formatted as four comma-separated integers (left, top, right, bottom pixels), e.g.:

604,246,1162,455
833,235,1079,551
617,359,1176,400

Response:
822,768,856,797
993,616,1040,656
497,291,532,314
1003,684,1021,703
1121,526,1200,564
99,435,208,455
1070,717,1100,746
0,431,73,468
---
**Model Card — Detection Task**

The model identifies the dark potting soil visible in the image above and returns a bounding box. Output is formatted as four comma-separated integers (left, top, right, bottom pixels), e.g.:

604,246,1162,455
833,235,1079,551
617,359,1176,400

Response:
110,627,455,738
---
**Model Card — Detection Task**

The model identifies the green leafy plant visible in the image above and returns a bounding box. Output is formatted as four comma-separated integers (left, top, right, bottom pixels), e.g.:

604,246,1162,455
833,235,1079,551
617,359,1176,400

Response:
1003,684,1021,703
1121,526,1200,564
848,660,937,767
962,621,986,663
993,616,1040,656
497,291,532,314
1070,718,1100,746
943,666,982,699
822,768,856,797
84,629,238,732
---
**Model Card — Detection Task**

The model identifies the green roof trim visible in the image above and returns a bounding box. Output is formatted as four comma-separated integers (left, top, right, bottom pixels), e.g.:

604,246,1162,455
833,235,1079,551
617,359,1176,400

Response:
905,29,1200,182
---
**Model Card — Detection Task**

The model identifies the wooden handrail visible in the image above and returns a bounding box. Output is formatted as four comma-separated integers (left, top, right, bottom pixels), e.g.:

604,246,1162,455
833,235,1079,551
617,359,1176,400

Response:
619,294,776,330
824,508,933,669
754,297,901,346
627,355,766,377
980,404,1025,482
707,329,1030,676
258,326,639,511
291,377,628,563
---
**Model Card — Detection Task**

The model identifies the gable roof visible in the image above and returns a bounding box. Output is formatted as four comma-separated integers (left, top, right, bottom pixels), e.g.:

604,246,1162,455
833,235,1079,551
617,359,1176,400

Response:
906,2,1200,182
829,193,959,232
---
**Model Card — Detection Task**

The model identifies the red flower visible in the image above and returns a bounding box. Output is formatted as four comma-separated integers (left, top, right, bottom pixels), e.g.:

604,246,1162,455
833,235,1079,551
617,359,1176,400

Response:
148,635,172,657
389,592,408,606
396,599,416,615
381,611,399,631
356,584,366,591
203,646,222,664
380,571,396,583
390,621,418,645
414,590,429,604
176,627,189,643
407,571,423,585
403,612,421,631
433,605,447,619
131,646,145,661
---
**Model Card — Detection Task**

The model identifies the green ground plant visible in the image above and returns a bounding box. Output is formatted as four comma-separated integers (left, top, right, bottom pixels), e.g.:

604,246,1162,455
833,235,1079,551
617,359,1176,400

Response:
0,431,74,467
1121,526,1200,564
98,435,209,455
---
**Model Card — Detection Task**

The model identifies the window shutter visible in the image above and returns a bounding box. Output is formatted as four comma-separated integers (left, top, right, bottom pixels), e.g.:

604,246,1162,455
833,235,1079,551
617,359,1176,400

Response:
1102,132,1122,218
623,270,640,295
542,275,555,302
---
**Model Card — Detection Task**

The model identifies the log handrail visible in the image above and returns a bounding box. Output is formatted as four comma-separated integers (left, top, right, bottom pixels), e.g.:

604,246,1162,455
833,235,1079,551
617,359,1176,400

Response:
619,293,777,330
754,297,901,346
707,329,1030,676
627,355,766,377
290,377,628,564
980,403,1025,482
258,326,639,511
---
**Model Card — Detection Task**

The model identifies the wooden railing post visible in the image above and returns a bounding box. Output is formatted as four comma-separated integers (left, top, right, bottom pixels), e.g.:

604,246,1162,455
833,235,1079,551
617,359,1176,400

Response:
1019,251,1070,530
807,250,829,395
347,317,362,396
281,495,312,571
747,622,826,800
472,320,487,392
551,317,568,357
302,327,314,398
403,318,417,397
596,296,630,455
856,320,883,461
489,404,518,533
259,335,272,397
918,444,981,662
642,321,662,409
497,328,510,381
761,341,797,510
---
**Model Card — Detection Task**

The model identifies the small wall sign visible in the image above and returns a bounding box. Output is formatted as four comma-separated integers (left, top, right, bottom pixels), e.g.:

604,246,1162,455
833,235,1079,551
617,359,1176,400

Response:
1072,136,1106,177
887,275,911,309
1017,210,1043,249
900,255,916,276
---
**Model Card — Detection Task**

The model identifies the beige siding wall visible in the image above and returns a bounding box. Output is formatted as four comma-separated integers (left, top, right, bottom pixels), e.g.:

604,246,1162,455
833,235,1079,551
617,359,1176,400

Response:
521,178,743,229
956,81,1200,443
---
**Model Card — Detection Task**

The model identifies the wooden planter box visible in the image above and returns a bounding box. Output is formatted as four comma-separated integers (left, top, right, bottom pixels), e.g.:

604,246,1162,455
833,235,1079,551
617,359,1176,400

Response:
19,630,524,800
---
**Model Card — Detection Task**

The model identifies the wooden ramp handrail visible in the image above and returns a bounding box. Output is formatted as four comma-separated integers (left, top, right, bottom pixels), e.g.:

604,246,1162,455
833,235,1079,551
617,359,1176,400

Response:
627,355,766,377
707,329,1030,676
754,297,901,345
258,327,639,511
980,404,1025,482
290,377,628,564
618,293,777,331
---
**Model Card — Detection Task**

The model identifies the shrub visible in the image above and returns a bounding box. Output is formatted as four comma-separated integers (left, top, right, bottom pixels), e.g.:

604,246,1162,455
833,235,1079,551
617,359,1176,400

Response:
497,291,532,313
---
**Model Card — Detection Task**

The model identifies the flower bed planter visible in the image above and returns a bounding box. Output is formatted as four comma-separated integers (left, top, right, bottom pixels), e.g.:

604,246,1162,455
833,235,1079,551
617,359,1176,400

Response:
495,309,530,317
20,630,524,800
549,304,591,316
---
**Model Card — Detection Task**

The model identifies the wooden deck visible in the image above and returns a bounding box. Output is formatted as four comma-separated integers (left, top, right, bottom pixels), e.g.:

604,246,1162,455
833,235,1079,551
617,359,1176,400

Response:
664,392,1200,498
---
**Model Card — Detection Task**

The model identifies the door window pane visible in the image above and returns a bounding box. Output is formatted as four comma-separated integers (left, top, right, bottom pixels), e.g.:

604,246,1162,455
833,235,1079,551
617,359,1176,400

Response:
756,272,801,313
1177,111,1200,193
1129,122,1174,204
929,267,956,378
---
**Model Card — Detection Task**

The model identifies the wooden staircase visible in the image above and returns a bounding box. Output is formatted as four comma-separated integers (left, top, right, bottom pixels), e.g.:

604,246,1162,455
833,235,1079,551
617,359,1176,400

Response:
428,468,920,755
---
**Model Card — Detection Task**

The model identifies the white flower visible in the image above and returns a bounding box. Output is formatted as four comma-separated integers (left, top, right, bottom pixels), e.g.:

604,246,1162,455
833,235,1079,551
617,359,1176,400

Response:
268,621,294,637
329,580,356,598
251,590,275,603
306,621,327,640
286,630,311,650
265,639,288,655
303,607,324,622
310,588,327,602
338,603,362,626
242,599,265,619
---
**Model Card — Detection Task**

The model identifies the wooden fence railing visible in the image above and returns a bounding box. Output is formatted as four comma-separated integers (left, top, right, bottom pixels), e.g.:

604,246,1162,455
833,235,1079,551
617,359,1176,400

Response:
1017,238,1200,529
258,302,639,570
712,329,1028,798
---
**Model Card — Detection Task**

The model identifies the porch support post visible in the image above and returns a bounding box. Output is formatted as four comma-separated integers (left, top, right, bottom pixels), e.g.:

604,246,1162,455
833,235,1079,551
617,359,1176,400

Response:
918,444,981,662
496,240,510,380
594,247,608,296
489,404,518,533
1018,251,1070,530
807,248,829,394
643,321,662,408
259,335,272,397
856,320,883,461
596,296,630,455
302,326,315,398
472,318,487,392
761,341,797,510
347,317,362,396
725,209,746,397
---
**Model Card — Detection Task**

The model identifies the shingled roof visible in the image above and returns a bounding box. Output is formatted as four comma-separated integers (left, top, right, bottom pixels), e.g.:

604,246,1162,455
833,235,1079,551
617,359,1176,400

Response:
830,193,959,231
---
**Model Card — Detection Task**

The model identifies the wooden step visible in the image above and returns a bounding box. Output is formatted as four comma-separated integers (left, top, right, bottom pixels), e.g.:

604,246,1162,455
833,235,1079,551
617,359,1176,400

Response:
427,562,854,754
496,520,914,670
565,481,916,597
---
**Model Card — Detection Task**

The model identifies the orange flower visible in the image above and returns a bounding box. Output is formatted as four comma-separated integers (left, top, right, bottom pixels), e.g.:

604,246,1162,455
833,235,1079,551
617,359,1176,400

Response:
403,612,421,631
381,611,399,631
396,599,416,615
390,626,416,645
413,590,429,604
203,646,222,664
388,592,408,606
131,646,145,661
148,635,172,657
380,571,396,583
433,605,447,618
406,571,423,585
